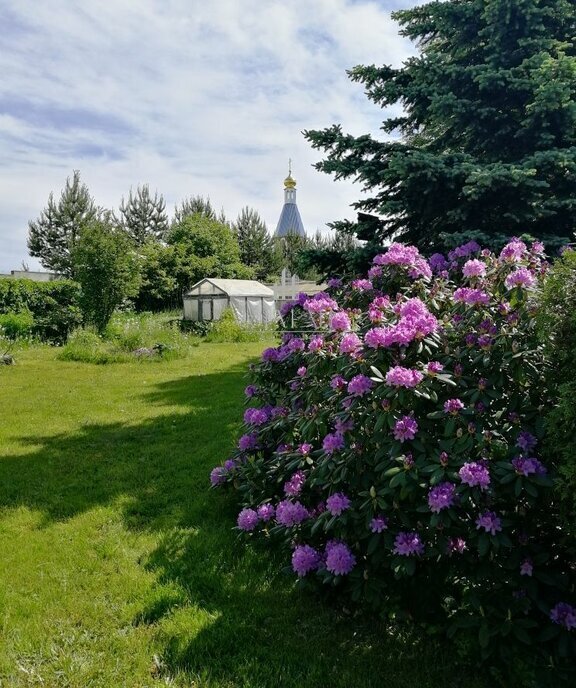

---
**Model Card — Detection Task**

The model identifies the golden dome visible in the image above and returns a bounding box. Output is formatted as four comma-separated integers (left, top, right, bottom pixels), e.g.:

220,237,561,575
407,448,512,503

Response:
284,173,296,189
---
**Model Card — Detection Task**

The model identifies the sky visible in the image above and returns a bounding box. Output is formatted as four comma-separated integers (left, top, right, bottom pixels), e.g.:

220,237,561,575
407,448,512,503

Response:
0,0,419,273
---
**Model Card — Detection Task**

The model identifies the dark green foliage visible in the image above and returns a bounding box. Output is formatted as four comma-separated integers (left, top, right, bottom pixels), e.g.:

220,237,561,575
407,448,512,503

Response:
173,195,224,225
117,184,169,244
167,213,253,293
0,310,34,340
27,170,99,277
0,278,82,343
72,219,141,333
538,248,576,539
304,0,576,257
233,207,282,281
133,242,181,312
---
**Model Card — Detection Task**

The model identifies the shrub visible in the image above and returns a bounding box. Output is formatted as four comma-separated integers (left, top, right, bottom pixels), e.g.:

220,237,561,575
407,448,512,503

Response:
204,307,277,343
537,248,576,541
0,278,82,343
211,240,575,678
0,310,34,340
57,329,127,364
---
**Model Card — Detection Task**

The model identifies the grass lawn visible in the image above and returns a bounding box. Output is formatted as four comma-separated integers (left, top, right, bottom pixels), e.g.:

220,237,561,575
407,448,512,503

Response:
0,343,486,687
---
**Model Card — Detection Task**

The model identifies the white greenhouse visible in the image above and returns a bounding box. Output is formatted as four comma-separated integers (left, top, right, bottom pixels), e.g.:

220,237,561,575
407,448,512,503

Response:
183,278,277,324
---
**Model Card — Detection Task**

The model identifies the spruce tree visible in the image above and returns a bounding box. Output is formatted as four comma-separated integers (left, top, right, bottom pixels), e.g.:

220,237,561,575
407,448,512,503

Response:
304,0,576,256
27,170,98,277
233,207,281,281
173,196,217,224
118,184,168,245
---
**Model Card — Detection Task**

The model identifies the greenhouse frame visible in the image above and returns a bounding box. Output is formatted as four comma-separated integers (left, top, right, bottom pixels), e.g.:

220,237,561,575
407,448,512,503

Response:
183,278,277,324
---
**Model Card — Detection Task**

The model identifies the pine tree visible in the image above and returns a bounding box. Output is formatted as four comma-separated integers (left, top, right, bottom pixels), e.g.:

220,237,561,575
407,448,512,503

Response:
118,184,168,245
304,0,576,256
233,207,281,281
27,170,98,277
173,195,218,225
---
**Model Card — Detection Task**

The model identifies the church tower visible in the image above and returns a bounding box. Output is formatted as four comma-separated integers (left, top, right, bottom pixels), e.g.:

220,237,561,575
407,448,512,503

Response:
274,162,306,238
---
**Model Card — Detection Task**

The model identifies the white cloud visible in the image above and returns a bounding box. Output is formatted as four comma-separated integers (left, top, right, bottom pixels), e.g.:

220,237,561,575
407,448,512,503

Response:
0,0,418,271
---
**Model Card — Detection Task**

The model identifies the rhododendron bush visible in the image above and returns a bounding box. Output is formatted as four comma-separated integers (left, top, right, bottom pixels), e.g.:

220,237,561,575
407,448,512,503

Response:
211,240,575,669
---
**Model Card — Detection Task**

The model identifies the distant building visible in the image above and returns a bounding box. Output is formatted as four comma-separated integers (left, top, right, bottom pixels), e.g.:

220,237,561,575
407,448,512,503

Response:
4,270,62,282
274,163,306,238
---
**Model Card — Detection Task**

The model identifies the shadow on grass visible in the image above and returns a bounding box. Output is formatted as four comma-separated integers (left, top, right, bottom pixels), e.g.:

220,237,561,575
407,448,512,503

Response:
0,362,483,688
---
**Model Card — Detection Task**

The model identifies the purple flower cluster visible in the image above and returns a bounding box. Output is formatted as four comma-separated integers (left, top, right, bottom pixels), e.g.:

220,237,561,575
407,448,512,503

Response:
351,279,373,291
516,431,537,452
325,540,356,575
303,292,338,314
550,602,576,630
257,504,275,521
444,398,465,414
370,516,388,533
243,407,269,426
475,511,502,536
326,492,351,516
426,361,444,375
500,238,527,262
393,415,418,442
459,462,491,489
210,466,227,487
373,243,431,279
292,545,321,577
462,259,487,278
329,311,351,331
385,366,424,388
330,375,347,390
308,335,324,352
428,482,456,513
393,531,425,556
453,287,490,306
448,240,481,261
364,298,437,348
511,456,546,476
347,374,374,397
322,432,345,454
505,267,536,289
447,537,467,554
237,508,259,531
238,432,259,451
339,332,363,355
276,500,309,526
284,470,306,496
244,384,258,398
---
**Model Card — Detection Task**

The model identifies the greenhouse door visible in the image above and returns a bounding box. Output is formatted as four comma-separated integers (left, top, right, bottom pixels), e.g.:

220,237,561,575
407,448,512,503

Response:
199,299,213,321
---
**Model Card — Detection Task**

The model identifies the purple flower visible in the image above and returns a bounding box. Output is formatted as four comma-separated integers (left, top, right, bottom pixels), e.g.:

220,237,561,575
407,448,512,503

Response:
330,311,351,331
322,432,345,454
520,559,533,576
297,366,307,377
325,541,356,575
429,253,449,273
428,482,456,513
453,287,490,306
303,293,338,314
210,466,227,487
550,602,576,630
393,415,418,442
330,375,347,390
275,500,309,527
516,431,537,452
279,301,295,317
475,511,502,536
298,443,312,455
385,366,424,388
334,417,354,433
444,398,465,414
243,407,269,426
262,347,279,363
511,456,546,476
462,259,487,278
326,492,351,516
257,504,275,522
447,537,467,554
505,267,536,289
347,374,374,397
308,335,324,352
292,545,321,577
238,432,258,451
351,279,373,291
393,531,424,556
500,238,527,262
284,471,306,497
237,508,259,531
370,516,388,533
244,385,258,398
426,361,444,375
327,277,343,288
459,462,491,489
339,332,363,354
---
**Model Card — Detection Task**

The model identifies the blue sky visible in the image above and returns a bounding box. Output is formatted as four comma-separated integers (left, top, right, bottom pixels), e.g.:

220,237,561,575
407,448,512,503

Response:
0,0,418,272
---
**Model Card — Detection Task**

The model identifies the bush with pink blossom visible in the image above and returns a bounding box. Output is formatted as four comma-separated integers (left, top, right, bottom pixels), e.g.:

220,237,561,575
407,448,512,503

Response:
211,240,575,676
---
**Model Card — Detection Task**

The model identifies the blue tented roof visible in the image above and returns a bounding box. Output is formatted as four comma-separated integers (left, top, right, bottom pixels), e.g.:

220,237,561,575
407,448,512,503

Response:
275,203,306,238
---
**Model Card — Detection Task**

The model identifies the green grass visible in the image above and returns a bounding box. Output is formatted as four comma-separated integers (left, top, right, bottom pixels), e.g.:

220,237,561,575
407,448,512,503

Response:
0,344,486,687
